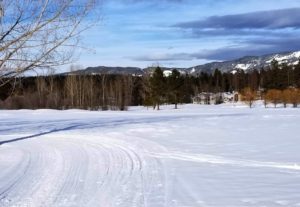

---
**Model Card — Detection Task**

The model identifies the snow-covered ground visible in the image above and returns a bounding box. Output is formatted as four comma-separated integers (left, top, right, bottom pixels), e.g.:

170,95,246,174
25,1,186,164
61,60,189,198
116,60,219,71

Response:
1,104,300,207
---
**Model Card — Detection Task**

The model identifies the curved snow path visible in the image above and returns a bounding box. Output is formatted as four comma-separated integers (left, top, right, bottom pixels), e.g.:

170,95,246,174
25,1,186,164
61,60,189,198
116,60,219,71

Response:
0,134,170,207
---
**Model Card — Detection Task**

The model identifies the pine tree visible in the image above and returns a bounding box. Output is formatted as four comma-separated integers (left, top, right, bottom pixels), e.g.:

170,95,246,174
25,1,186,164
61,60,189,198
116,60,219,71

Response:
213,69,222,92
149,67,165,110
294,59,300,88
168,69,184,109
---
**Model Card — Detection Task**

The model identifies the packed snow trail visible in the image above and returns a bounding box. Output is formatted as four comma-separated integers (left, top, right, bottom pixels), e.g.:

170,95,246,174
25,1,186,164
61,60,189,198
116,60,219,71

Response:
1,104,300,206
0,133,172,207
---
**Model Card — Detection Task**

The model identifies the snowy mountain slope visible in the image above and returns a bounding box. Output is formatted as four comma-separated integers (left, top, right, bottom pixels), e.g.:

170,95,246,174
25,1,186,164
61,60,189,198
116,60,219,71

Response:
66,51,300,76
1,105,300,206
187,51,300,74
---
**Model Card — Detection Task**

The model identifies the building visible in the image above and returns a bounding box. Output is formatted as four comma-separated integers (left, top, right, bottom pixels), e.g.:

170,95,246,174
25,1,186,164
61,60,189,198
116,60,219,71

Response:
192,92,239,105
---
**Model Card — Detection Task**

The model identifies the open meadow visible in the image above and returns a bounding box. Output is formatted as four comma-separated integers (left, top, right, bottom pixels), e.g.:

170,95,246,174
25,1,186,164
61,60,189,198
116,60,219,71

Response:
1,103,300,206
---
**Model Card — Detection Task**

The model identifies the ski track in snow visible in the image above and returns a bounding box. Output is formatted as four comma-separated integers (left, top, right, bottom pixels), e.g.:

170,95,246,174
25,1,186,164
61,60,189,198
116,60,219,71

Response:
1,105,300,206
0,136,169,207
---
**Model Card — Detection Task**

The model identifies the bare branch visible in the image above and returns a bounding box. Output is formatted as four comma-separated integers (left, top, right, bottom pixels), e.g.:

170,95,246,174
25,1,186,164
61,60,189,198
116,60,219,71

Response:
0,0,101,84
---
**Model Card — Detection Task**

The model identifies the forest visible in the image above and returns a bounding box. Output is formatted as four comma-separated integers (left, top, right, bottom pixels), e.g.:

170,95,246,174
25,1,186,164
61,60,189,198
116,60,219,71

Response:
1,59,300,110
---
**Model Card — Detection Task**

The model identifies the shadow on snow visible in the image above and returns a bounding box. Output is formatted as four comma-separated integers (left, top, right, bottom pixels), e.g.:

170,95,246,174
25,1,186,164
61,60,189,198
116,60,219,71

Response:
0,113,248,146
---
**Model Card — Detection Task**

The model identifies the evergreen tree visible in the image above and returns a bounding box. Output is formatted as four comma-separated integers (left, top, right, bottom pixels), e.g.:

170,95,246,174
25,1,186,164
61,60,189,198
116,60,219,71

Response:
249,69,259,91
168,69,184,109
294,59,300,87
270,59,281,89
149,67,165,110
213,69,222,92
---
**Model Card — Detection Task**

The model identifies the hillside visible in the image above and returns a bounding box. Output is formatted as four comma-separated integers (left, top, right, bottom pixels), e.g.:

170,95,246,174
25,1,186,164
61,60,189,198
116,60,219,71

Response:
67,51,300,76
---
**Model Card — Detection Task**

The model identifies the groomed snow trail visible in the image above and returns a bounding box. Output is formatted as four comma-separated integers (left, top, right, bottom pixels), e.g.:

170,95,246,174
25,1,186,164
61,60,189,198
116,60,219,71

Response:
0,135,169,207
1,104,300,206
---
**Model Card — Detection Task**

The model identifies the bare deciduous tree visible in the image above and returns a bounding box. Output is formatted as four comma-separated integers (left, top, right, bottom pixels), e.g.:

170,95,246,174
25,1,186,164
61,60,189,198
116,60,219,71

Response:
265,89,282,108
241,87,256,108
282,88,291,108
0,0,100,86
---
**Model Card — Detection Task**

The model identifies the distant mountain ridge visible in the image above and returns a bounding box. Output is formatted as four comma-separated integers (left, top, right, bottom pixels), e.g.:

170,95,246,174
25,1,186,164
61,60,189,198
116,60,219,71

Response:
68,51,300,76
187,51,300,74
69,66,144,76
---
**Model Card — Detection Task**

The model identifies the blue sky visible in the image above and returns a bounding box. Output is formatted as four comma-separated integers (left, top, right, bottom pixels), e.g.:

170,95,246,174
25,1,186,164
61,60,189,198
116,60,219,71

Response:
76,0,300,69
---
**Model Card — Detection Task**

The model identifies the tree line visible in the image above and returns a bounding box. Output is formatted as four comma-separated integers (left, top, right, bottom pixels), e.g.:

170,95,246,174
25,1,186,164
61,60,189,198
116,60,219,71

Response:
1,59,300,110
241,87,300,108
0,75,137,110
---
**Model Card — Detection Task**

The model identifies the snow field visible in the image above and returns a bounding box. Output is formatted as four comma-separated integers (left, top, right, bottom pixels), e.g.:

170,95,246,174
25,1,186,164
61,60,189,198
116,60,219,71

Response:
0,104,300,206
